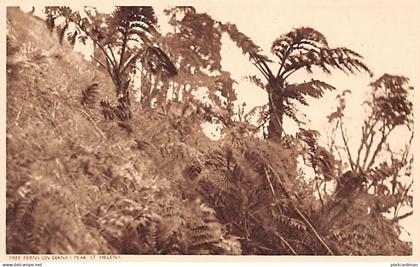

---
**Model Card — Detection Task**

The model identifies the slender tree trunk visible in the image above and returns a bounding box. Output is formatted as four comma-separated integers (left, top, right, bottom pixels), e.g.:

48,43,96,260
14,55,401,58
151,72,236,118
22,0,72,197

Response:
117,83,130,105
140,71,150,108
114,72,131,106
267,84,284,143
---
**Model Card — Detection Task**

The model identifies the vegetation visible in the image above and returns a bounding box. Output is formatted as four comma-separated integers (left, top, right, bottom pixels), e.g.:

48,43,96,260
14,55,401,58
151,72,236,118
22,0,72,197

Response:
6,6,413,255
220,24,372,141
44,6,178,107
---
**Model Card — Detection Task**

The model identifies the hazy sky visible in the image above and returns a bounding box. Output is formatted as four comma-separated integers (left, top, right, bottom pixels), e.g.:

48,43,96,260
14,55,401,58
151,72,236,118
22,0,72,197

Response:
21,1,419,241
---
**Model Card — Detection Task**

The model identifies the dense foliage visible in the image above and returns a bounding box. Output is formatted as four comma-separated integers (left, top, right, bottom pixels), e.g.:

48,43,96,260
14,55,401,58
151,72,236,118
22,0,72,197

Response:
45,6,177,106
6,6,412,255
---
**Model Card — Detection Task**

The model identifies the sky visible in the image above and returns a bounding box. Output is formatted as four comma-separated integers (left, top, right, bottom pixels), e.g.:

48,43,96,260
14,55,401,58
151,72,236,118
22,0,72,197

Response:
20,0,419,242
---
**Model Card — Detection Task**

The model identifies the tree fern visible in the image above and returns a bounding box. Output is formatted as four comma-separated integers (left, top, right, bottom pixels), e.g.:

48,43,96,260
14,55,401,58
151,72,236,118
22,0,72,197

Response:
45,6,177,106
222,25,371,141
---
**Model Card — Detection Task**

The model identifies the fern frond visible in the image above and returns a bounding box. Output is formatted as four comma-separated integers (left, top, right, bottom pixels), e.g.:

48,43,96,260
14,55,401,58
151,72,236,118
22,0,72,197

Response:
188,222,220,254
15,197,38,231
145,220,159,252
274,213,307,231
100,100,114,120
99,99,132,121
143,46,178,77
285,79,335,99
183,163,202,180
245,75,266,90
117,122,133,134
271,27,372,77
67,30,78,46
114,101,132,121
81,83,99,107
220,23,271,63
271,27,328,57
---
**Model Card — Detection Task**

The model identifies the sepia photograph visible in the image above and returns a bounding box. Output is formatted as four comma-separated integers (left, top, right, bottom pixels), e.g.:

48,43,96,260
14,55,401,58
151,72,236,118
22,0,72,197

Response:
2,0,419,261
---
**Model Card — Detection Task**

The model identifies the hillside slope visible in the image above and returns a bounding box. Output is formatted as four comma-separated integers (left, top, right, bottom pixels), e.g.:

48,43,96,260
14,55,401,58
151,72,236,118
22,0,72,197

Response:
6,7,244,254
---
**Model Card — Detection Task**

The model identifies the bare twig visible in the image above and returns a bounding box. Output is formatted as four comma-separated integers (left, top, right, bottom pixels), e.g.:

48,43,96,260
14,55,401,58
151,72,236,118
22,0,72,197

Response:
91,56,115,83
355,124,367,167
252,116,270,134
37,107,64,139
366,125,394,170
15,107,22,124
361,127,377,170
263,167,298,255
107,44,117,66
339,121,355,171
272,231,298,255
52,101,60,120
249,53,271,81
80,26,116,70
264,167,276,197
117,24,129,74
355,115,375,167
314,176,325,215
265,163,335,255
391,211,413,223
78,108,106,139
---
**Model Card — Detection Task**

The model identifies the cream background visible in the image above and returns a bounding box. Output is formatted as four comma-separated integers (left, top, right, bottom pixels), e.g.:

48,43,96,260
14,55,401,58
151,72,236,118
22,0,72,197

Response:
1,0,419,262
